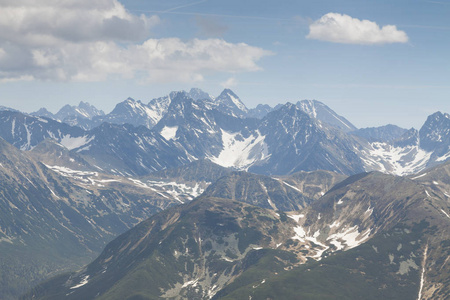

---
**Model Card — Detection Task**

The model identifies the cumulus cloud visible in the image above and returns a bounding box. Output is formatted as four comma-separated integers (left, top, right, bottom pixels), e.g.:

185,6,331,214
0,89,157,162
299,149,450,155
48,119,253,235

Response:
69,38,270,83
0,0,271,83
0,38,271,82
0,0,158,45
307,13,409,45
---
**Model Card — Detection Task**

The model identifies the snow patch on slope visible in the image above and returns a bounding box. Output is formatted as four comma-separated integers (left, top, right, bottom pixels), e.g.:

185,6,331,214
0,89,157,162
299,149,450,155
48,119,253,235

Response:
182,278,199,288
436,150,450,162
282,181,302,193
141,179,206,202
60,135,94,150
327,226,371,250
290,220,373,261
288,214,305,223
70,275,89,289
160,126,178,141
209,129,268,169
298,100,318,119
359,142,432,176
411,173,428,180
20,123,32,150
291,225,329,260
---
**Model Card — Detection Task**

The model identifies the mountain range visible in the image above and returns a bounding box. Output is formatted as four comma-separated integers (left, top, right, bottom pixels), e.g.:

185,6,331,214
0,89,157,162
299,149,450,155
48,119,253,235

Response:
0,87,448,299
4,88,449,178
24,162,450,300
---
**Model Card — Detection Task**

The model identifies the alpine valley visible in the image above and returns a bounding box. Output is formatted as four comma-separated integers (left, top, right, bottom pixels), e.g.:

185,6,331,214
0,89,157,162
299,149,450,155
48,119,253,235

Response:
0,88,448,300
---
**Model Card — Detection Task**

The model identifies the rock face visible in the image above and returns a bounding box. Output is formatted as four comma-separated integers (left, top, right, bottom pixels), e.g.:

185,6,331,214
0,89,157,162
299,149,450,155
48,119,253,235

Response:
419,112,450,165
24,163,450,300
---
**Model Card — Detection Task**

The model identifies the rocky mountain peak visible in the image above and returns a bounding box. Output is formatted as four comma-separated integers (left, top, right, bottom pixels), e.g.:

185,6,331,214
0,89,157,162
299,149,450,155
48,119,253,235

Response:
110,98,149,117
0,105,17,112
352,124,408,143
265,102,310,123
391,128,419,148
166,92,197,114
54,102,104,121
188,88,215,101
77,101,105,117
215,89,248,116
247,104,273,119
296,99,357,132
31,107,55,119
296,99,322,117
419,111,450,151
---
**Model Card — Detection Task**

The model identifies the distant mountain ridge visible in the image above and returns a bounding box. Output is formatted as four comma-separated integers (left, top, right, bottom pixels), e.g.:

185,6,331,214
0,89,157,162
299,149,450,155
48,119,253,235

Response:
55,101,105,121
31,102,105,129
4,89,450,177
31,88,358,132
30,88,243,130
351,124,408,142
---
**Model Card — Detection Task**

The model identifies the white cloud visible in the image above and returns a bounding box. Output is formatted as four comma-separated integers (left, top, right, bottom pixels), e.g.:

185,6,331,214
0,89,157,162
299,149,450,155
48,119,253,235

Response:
0,0,158,46
0,0,272,83
221,77,238,88
60,38,270,83
135,39,270,83
0,38,271,82
307,13,409,45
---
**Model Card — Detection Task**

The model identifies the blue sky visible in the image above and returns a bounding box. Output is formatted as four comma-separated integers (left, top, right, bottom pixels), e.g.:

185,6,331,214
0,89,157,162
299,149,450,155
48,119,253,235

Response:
0,0,449,129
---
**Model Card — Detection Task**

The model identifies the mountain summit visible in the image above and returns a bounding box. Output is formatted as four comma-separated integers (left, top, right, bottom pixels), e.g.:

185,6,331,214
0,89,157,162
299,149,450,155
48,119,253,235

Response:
55,101,105,121
214,89,249,118
296,100,357,132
